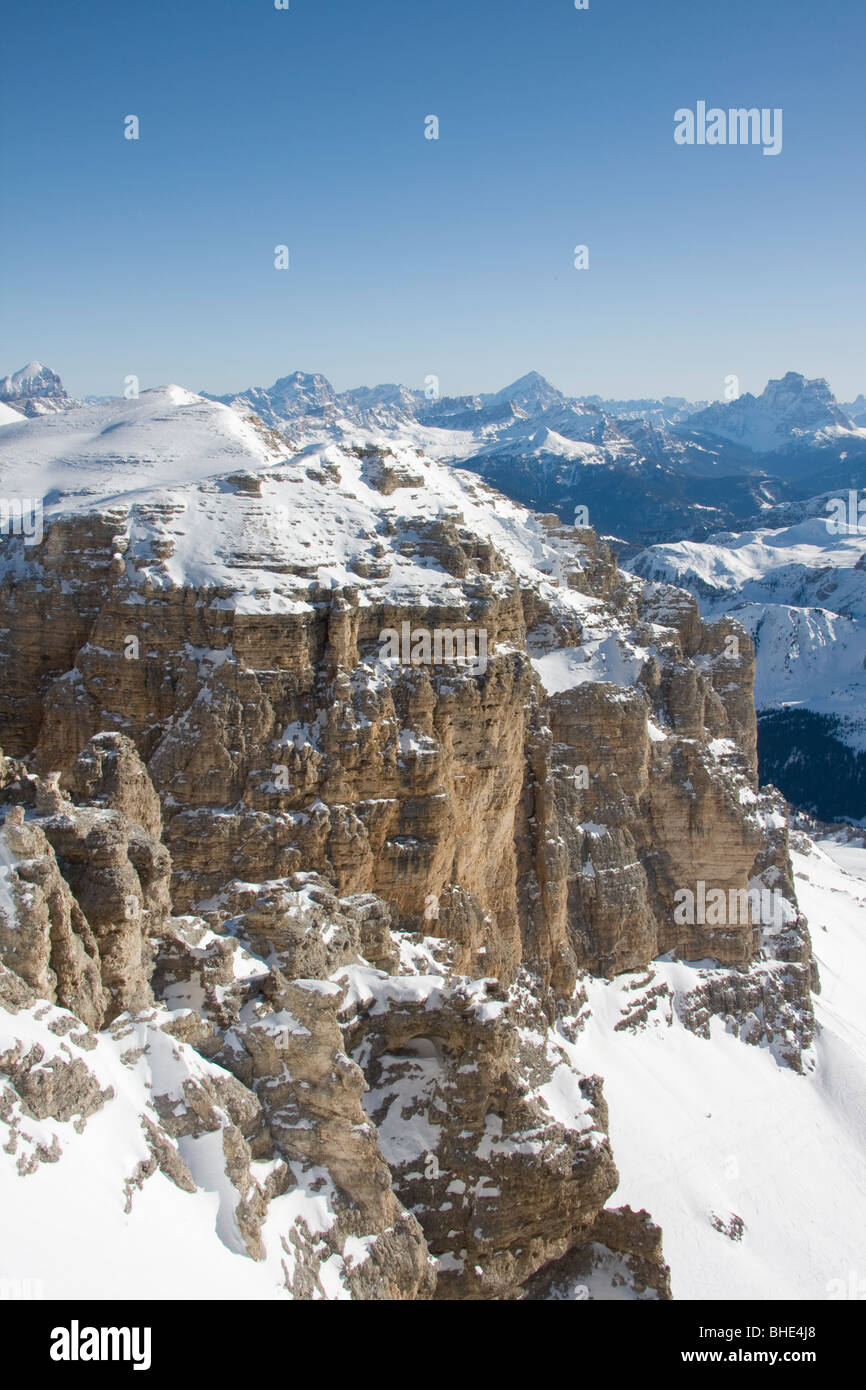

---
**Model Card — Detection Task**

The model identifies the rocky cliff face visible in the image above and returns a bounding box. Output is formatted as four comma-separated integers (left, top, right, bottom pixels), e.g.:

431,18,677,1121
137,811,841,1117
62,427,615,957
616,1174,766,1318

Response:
0,389,817,1298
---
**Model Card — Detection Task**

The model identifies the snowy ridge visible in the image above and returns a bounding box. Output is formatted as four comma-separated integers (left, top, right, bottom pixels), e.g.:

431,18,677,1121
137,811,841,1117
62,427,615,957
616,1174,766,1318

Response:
9,363,866,549
0,386,608,626
0,386,290,507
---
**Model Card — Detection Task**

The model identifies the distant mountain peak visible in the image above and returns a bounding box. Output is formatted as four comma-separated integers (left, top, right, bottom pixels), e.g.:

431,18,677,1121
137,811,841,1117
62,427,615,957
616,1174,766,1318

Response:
683,371,854,452
504,370,553,390
0,362,71,417
506,369,555,387
269,369,334,393
764,370,835,401
488,371,564,408
201,369,338,429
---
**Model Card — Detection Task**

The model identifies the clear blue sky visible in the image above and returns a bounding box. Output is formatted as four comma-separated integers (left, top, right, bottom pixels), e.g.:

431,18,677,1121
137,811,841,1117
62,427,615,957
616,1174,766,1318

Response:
2,0,864,402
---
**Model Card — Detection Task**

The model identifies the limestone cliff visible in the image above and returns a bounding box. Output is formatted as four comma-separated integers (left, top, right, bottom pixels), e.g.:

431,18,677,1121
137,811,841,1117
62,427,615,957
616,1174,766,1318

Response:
0,388,816,1298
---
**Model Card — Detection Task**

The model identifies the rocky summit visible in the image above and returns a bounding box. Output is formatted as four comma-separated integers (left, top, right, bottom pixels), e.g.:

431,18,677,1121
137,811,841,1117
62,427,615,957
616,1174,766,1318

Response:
0,362,71,418
0,386,832,1300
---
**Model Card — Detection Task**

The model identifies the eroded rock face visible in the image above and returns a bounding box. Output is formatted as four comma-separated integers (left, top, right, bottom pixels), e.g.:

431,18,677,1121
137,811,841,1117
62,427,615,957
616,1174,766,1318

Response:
0,792,160,1030
0,764,435,1300
0,501,808,998
0,432,817,1297
0,735,174,1026
69,732,163,840
340,965,618,1299
0,755,620,1299
522,1205,672,1301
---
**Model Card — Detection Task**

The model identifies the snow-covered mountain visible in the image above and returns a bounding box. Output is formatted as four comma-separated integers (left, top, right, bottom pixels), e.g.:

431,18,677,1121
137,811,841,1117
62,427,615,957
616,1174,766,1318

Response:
843,394,866,428
9,360,866,817
205,370,339,432
1,381,844,1301
339,381,425,427
631,511,866,819
479,368,568,417
13,362,865,539
682,372,860,458
0,361,72,418
0,384,289,507
579,394,707,428
197,366,866,548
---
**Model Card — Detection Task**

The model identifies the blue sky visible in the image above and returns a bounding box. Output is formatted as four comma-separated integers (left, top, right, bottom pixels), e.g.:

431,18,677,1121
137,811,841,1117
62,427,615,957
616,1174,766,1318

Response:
2,0,864,402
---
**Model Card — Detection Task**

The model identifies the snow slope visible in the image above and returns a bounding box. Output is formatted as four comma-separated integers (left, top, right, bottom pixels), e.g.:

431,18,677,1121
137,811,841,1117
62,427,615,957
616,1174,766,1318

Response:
576,835,866,1300
0,386,609,631
0,1001,343,1300
530,634,647,695
0,403,26,428
0,386,290,505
